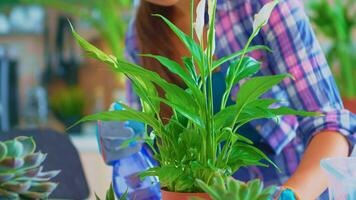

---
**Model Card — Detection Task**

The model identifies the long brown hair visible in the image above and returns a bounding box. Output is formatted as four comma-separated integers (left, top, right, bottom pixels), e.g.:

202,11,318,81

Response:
136,1,183,85
136,2,185,119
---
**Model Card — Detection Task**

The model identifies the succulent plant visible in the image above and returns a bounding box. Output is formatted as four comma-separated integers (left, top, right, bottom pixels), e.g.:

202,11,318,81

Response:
0,136,60,199
196,175,276,200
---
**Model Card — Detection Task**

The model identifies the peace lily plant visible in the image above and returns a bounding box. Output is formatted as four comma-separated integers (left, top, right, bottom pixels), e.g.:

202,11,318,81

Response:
70,0,320,198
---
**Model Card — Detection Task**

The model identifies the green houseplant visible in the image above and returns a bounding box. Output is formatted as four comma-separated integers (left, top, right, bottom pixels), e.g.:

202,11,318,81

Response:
70,0,320,198
49,86,86,134
0,136,60,199
309,0,356,112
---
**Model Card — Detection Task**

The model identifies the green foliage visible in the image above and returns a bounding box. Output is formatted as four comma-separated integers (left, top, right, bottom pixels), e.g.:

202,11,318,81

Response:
0,0,22,7
309,0,356,97
196,175,276,200
0,136,60,199
71,0,320,193
49,86,86,119
2,0,132,59
95,184,128,200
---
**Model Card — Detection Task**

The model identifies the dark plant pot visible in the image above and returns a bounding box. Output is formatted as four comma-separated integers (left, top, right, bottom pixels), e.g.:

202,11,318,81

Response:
161,189,211,200
342,97,356,114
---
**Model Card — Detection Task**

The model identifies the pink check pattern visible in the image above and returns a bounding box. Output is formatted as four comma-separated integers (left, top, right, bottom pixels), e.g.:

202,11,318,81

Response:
124,0,355,194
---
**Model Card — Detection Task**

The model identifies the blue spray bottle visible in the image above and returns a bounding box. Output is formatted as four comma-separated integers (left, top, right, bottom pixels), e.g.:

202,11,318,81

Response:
97,103,161,200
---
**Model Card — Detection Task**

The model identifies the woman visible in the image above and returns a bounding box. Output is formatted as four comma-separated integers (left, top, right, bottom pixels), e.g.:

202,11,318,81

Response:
124,0,355,199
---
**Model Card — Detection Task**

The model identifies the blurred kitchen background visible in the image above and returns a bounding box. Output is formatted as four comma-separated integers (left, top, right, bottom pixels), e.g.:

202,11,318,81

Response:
0,0,354,198
0,0,136,198
0,0,136,132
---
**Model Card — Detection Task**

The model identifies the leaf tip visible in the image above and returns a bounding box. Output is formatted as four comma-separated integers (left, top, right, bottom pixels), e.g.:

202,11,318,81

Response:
316,112,325,117
65,120,82,132
67,18,75,33
285,73,296,81
137,53,152,58
151,13,161,18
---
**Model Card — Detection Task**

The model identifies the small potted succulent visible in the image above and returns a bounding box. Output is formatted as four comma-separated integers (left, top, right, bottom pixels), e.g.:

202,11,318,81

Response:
309,0,356,113
70,0,320,199
196,175,276,200
0,136,60,199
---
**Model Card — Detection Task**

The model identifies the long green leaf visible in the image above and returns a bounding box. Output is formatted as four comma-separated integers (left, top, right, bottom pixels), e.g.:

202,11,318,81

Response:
119,187,128,200
72,21,168,91
138,54,203,105
215,98,276,130
68,109,161,131
183,56,199,83
234,99,280,126
225,57,261,88
237,100,322,126
235,74,291,111
130,76,160,116
215,97,320,130
139,54,195,86
227,143,279,172
111,60,203,117
151,96,204,127
214,106,238,131
213,45,271,70
269,107,323,117
105,183,115,200
72,22,203,117
153,14,206,76
113,60,203,120
70,21,116,66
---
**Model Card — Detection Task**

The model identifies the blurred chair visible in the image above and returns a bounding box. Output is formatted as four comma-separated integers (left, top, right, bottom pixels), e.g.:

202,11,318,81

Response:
0,128,90,199
0,46,19,132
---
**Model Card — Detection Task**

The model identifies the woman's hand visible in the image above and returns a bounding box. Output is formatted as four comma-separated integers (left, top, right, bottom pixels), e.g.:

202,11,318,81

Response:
283,131,349,200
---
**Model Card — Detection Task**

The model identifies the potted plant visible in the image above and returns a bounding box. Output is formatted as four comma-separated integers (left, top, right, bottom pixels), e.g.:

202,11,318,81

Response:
0,136,60,199
309,0,356,113
70,0,320,199
50,86,86,134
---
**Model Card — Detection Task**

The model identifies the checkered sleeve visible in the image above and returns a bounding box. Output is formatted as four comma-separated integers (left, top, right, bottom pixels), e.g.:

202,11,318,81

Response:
257,0,355,151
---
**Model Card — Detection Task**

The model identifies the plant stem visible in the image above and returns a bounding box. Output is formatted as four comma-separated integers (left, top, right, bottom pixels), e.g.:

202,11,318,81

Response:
220,27,260,110
219,27,261,164
206,0,218,164
200,40,208,165
191,0,208,165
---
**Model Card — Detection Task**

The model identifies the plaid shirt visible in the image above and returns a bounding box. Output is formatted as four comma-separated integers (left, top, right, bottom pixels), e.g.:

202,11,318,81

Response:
124,0,356,196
